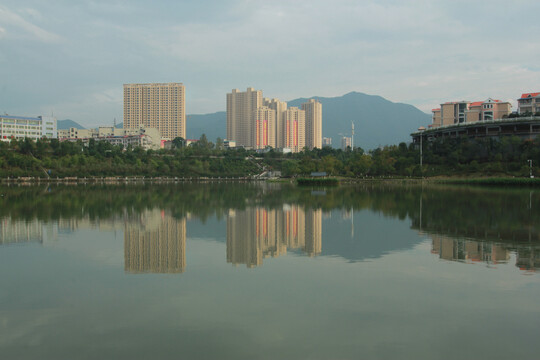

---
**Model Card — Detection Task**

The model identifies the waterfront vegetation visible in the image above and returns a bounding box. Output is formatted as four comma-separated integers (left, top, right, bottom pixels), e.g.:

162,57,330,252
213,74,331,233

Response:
1,134,540,179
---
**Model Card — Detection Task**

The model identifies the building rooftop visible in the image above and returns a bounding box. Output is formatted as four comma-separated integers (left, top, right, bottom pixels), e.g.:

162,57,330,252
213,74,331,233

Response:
520,92,540,99
0,115,41,121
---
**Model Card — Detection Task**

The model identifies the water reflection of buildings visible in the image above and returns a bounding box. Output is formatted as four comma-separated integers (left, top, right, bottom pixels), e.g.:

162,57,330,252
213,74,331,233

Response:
430,234,540,272
227,205,322,268
124,210,186,274
0,218,44,245
431,235,509,264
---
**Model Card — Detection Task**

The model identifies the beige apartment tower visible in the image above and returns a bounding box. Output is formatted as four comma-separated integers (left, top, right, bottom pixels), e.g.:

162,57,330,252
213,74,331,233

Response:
227,88,263,148
264,98,288,148
302,99,322,149
253,106,276,149
123,83,185,140
283,107,306,152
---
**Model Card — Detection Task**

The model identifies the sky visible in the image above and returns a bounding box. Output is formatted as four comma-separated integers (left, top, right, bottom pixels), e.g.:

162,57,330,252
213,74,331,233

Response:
1,0,539,128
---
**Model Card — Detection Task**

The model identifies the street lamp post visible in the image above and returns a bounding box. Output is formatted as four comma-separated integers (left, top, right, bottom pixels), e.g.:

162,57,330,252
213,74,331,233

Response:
528,159,534,178
418,127,426,175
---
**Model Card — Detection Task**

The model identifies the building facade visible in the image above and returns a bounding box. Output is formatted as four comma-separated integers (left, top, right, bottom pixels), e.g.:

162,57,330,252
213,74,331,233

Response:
0,115,57,141
253,106,276,149
302,99,323,149
518,92,540,114
264,98,287,148
432,98,511,128
322,137,332,147
283,107,306,152
341,136,352,151
123,83,185,140
227,87,263,148
59,126,161,150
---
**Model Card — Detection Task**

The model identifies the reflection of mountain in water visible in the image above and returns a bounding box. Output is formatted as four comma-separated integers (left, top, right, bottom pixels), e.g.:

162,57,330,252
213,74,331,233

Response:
320,209,424,262
226,205,322,268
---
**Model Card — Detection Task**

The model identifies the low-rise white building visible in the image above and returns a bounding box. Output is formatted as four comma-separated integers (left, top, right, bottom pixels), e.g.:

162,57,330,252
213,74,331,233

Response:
0,115,57,141
59,126,161,150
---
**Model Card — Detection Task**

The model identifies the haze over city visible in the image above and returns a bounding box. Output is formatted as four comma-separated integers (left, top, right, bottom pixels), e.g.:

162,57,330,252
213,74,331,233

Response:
1,0,539,128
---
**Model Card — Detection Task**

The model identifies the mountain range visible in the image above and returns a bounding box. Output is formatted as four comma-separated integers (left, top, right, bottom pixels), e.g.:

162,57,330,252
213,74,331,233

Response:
58,92,431,150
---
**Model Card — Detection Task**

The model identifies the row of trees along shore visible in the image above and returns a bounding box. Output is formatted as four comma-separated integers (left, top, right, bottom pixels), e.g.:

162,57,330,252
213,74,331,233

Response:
1,134,540,178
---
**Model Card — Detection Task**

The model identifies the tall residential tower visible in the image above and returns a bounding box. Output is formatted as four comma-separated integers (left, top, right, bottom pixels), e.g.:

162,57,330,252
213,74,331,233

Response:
302,99,322,149
123,83,186,140
227,88,263,148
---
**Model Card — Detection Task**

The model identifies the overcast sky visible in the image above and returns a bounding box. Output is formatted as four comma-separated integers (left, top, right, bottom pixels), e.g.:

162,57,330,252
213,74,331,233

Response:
1,0,539,127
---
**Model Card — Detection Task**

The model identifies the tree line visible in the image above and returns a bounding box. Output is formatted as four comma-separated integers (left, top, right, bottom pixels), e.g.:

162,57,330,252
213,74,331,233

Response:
1,134,539,178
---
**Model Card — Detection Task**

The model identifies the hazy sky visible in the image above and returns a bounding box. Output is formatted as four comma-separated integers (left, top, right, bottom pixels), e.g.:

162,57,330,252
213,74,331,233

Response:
1,0,539,127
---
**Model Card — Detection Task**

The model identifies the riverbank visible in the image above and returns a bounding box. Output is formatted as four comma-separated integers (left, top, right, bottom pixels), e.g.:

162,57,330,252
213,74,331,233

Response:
3,175,540,187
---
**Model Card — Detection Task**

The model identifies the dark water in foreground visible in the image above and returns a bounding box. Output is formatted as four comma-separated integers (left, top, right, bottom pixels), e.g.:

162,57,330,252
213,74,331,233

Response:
1,183,539,360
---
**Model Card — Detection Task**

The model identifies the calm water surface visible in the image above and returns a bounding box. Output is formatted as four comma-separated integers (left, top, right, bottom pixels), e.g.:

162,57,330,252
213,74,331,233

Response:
0,183,539,359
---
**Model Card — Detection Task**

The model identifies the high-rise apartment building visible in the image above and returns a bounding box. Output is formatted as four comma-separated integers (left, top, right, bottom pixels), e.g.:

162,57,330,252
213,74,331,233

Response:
302,99,322,149
227,87,263,148
322,137,332,147
253,106,276,149
283,107,306,152
264,98,287,148
341,136,352,151
123,83,185,140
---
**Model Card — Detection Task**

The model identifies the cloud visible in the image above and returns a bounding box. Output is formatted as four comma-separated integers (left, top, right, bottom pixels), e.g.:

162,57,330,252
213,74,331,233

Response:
0,5,62,43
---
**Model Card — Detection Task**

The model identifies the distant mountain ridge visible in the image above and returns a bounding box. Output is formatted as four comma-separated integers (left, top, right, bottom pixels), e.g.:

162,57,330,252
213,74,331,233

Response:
288,92,431,150
57,119,85,130
185,92,430,150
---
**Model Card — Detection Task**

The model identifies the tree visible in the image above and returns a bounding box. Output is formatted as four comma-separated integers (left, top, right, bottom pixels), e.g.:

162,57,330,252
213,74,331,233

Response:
172,137,185,149
215,137,224,151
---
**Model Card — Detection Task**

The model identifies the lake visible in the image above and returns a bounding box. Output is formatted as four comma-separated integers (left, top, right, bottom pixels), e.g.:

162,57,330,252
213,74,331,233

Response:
1,182,539,359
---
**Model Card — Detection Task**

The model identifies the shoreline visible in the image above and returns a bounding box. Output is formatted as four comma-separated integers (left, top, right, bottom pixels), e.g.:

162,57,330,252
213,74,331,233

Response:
2,175,540,187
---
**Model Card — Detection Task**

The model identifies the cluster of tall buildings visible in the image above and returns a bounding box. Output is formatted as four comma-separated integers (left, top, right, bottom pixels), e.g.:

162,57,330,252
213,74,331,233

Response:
227,87,322,152
3,83,326,152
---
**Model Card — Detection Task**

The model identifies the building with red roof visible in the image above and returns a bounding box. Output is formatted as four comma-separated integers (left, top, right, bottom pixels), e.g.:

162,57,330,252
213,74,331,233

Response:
431,98,511,128
517,92,540,114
